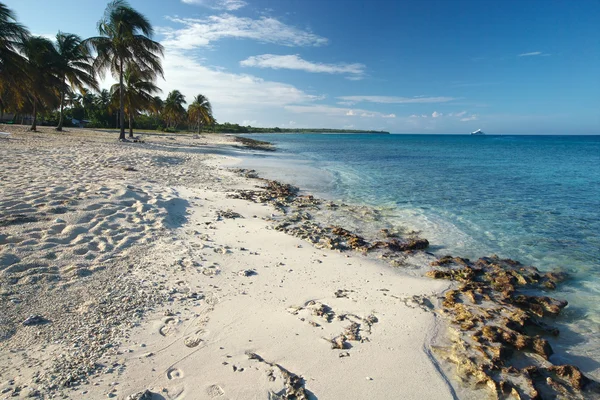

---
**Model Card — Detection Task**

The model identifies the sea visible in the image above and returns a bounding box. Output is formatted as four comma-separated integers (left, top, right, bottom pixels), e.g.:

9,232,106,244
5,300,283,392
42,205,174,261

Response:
237,133,600,377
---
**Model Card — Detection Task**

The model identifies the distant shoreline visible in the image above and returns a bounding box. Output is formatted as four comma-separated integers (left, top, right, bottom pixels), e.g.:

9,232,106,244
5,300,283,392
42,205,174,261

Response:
240,129,391,134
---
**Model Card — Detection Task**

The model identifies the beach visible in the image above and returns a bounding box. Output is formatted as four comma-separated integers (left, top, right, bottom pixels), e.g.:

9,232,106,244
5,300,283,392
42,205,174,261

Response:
0,128,455,399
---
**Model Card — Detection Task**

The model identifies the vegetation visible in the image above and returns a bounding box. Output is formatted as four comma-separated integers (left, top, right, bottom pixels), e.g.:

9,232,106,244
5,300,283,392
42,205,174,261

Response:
0,1,214,139
110,64,160,137
188,94,214,134
20,36,61,131
0,3,28,113
163,90,186,129
85,0,164,140
0,1,385,137
54,32,98,131
208,124,389,134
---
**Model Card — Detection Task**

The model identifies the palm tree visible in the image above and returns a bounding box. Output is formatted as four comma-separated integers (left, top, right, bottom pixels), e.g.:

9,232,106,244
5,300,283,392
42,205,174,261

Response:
96,89,111,110
54,32,98,131
110,63,160,137
65,90,82,107
188,94,214,134
149,95,163,117
0,3,29,108
21,36,61,131
163,90,186,129
85,0,163,141
80,88,98,119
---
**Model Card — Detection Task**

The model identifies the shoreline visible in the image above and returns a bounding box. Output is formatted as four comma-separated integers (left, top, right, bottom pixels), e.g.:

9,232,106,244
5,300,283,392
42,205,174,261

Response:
0,127,597,399
0,127,454,399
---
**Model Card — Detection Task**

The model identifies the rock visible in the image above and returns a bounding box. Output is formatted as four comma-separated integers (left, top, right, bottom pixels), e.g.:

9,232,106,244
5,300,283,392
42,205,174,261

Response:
330,335,347,350
22,315,48,326
238,269,257,277
426,255,599,398
379,228,397,238
548,365,590,390
344,323,361,341
370,238,429,252
126,390,154,400
216,209,243,219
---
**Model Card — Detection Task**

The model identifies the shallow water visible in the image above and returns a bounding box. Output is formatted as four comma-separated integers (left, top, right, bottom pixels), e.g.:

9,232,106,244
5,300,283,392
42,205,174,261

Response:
238,133,600,376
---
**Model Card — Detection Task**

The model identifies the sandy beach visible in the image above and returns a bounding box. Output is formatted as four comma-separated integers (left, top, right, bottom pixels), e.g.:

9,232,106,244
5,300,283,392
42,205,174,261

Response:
0,127,455,399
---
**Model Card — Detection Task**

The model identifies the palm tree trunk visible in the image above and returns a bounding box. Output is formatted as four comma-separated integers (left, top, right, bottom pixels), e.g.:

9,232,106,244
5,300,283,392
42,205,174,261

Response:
57,84,65,131
30,100,37,131
128,113,134,138
197,116,201,134
119,60,125,141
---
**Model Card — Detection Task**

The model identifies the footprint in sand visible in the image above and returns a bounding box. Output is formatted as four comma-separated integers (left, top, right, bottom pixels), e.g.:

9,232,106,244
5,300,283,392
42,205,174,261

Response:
167,368,184,380
159,317,179,337
184,328,208,348
206,384,224,398
184,335,203,348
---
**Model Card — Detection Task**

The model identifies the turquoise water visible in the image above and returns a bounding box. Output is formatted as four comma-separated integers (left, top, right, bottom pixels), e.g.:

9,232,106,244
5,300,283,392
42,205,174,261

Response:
240,133,600,373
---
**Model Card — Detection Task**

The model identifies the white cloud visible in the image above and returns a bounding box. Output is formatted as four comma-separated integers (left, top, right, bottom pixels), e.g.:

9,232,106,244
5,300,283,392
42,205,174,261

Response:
337,95,455,104
153,48,321,124
286,105,396,119
240,54,365,79
161,14,328,49
518,51,550,57
426,110,477,121
182,0,247,11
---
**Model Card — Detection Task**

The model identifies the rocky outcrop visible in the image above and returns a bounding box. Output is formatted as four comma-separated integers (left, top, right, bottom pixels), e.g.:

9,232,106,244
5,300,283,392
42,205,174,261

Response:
228,171,429,254
428,255,599,399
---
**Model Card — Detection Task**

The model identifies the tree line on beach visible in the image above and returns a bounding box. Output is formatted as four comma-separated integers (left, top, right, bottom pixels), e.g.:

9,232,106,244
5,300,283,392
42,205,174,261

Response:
0,1,389,138
0,0,214,140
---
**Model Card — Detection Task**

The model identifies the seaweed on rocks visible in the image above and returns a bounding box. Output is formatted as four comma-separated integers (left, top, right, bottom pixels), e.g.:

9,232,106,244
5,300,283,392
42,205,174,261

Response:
427,255,600,399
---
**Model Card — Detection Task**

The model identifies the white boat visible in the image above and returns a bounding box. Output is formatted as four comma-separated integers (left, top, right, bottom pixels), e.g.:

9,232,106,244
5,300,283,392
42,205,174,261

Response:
471,129,485,135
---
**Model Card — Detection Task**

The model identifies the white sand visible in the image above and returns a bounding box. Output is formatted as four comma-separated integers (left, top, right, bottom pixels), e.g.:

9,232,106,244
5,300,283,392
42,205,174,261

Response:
0,127,455,399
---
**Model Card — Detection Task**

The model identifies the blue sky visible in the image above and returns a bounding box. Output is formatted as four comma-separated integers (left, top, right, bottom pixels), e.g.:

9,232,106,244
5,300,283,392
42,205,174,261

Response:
7,0,600,133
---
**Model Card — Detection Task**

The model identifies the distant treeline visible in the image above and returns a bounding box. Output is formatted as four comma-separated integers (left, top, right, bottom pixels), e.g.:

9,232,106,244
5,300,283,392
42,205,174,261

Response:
211,123,390,134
